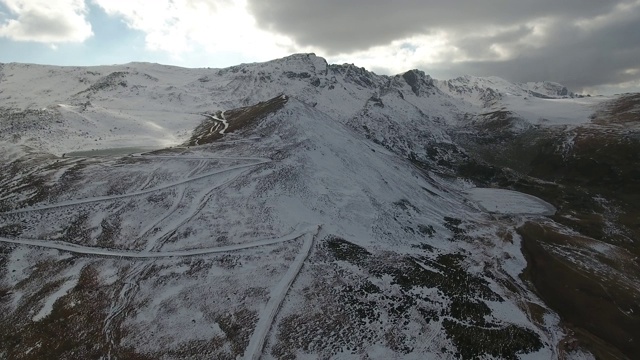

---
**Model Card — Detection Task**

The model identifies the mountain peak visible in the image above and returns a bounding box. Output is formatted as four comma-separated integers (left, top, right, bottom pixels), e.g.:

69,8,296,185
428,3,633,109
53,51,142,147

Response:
266,53,328,75
400,69,435,96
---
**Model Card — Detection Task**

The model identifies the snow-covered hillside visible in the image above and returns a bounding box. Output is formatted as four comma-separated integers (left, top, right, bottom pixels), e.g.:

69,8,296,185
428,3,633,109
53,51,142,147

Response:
0,54,607,158
0,54,637,359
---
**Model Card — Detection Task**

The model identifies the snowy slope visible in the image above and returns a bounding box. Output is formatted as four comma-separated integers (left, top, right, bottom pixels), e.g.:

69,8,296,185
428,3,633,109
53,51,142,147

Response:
0,95,554,359
0,55,471,160
435,74,610,127
436,75,575,106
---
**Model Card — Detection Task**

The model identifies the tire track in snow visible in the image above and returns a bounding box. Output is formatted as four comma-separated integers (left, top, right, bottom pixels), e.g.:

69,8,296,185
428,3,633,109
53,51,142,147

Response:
187,159,207,177
137,158,205,192
243,225,322,360
142,167,245,252
103,262,153,358
1,157,270,215
135,158,210,247
137,185,185,246
137,168,158,191
137,159,253,251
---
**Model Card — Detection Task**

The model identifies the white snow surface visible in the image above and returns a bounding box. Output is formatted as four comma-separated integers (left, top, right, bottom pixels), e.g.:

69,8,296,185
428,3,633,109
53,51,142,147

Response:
436,74,610,127
466,188,557,216
32,261,85,321
502,95,605,126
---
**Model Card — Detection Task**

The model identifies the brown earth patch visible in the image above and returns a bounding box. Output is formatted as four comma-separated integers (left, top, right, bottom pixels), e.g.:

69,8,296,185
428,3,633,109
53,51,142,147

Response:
186,94,288,146
592,94,640,125
519,222,640,359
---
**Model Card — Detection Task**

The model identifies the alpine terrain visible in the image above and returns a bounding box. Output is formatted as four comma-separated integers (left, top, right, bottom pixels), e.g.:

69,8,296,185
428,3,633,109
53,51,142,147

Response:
0,54,638,359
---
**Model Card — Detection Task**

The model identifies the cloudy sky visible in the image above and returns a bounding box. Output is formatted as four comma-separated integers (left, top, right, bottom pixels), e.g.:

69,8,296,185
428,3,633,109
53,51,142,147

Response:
1,0,639,94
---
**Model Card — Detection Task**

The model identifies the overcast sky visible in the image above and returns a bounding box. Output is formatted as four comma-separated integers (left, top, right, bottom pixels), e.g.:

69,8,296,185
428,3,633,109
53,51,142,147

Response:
1,0,639,94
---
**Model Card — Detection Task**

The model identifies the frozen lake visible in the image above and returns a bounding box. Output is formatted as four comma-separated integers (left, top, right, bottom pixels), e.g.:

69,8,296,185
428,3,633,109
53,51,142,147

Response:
65,146,160,157
466,188,556,216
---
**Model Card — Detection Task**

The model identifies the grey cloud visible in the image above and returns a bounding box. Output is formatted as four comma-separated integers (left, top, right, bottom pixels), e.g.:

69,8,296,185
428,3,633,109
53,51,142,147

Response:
247,0,640,91
0,1,92,43
247,0,621,53
453,26,533,60
10,8,77,38
429,9,640,91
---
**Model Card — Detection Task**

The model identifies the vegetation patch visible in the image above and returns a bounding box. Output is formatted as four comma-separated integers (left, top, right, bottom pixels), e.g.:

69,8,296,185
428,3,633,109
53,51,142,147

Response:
443,319,542,360
443,216,471,241
591,93,640,125
0,223,24,237
393,198,420,213
0,265,141,360
214,309,259,358
276,237,543,359
417,224,436,237
325,236,371,265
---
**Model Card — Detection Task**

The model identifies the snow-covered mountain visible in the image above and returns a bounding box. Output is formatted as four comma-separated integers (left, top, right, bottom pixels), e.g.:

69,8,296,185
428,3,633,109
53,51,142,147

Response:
436,75,575,107
0,54,638,359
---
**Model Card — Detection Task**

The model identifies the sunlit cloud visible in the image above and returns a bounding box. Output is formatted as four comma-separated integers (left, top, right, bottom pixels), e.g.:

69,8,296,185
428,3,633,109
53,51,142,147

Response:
92,0,296,63
0,0,92,43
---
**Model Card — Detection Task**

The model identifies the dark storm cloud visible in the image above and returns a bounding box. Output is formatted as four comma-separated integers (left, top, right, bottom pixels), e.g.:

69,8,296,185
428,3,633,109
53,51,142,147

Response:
452,25,533,60
247,0,640,90
247,0,619,53
432,8,640,90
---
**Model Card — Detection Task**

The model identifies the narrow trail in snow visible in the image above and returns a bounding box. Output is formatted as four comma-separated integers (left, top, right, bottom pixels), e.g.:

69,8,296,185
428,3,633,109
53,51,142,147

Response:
141,169,243,252
243,225,322,360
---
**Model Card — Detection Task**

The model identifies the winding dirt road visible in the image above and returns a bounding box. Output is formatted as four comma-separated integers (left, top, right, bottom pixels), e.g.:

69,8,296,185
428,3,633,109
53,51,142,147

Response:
0,225,314,258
